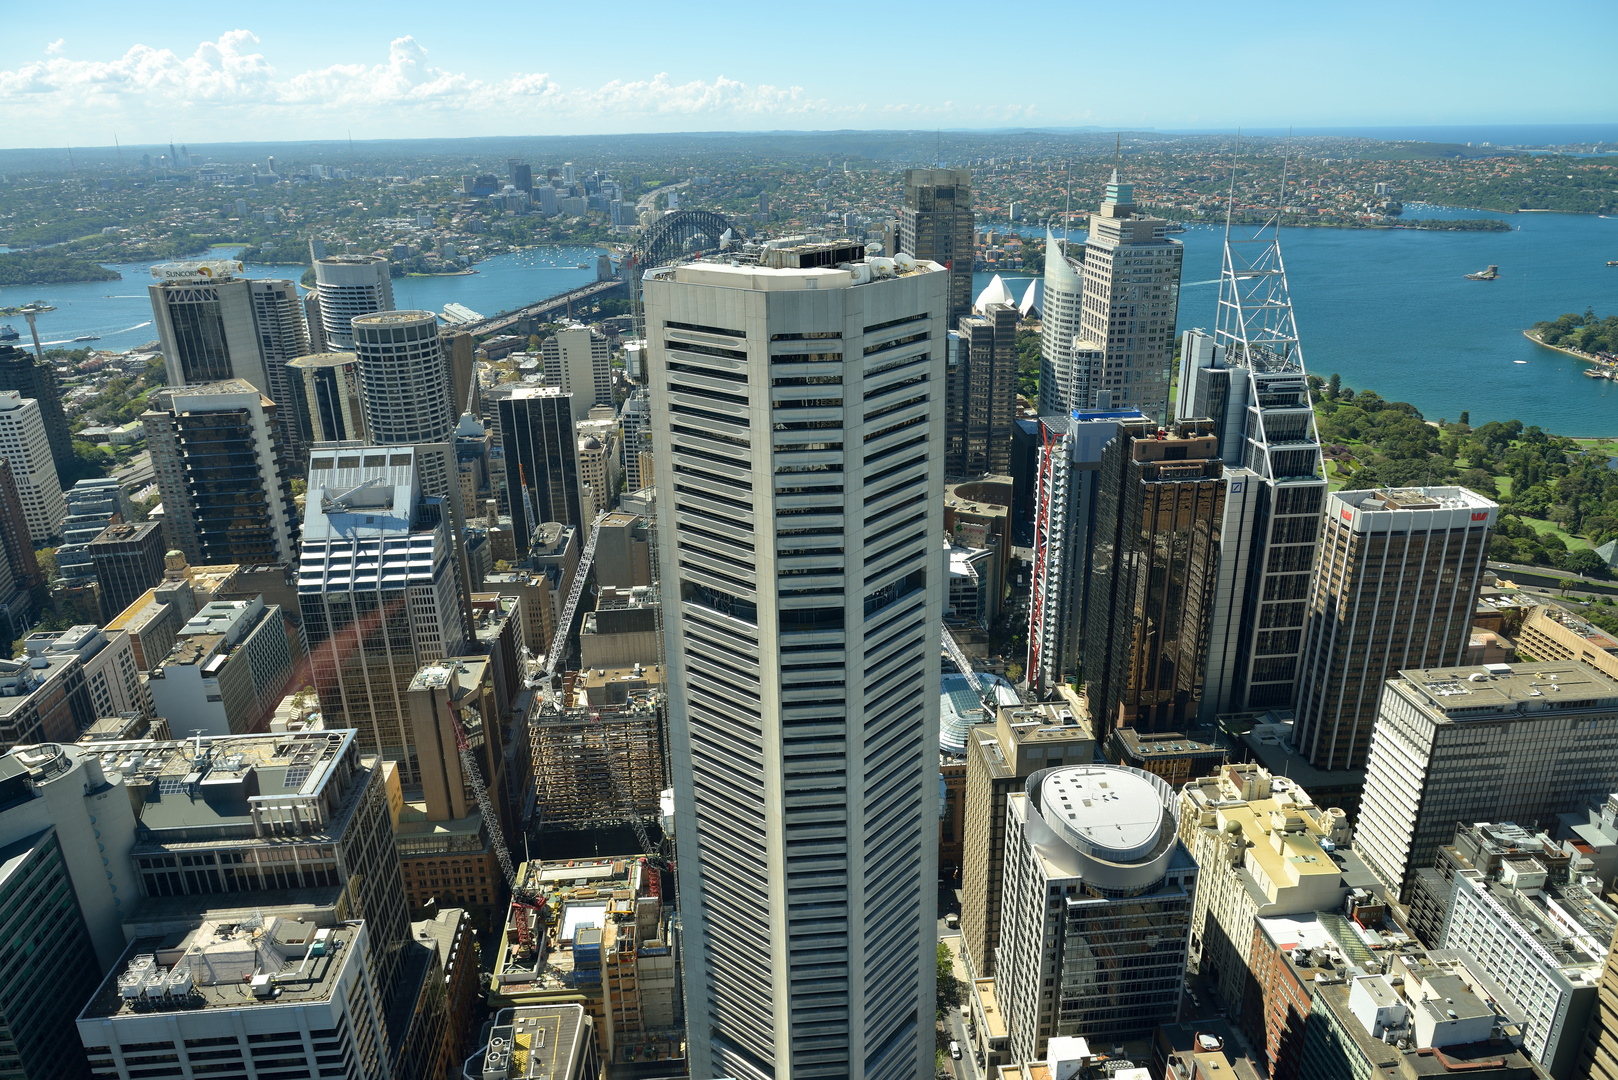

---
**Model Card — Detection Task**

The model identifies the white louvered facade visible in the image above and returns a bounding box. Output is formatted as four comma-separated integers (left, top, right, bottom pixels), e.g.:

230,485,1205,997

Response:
646,251,945,1080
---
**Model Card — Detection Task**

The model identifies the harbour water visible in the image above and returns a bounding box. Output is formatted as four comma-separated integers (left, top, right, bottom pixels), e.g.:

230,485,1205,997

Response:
4,212,1617,432
978,207,1618,435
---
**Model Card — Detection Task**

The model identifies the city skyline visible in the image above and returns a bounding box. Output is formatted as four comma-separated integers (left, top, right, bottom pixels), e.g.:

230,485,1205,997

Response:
1,1,1614,146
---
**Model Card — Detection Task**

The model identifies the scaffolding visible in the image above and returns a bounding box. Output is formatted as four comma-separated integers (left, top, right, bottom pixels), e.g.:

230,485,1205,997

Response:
530,689,666,832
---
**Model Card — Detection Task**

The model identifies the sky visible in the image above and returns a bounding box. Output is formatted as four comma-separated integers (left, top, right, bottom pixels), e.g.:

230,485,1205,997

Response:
1,0,1614,148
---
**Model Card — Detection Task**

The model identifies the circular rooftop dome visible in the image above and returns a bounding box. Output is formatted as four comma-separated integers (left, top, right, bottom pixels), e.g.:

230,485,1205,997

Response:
582,435,602,450
1039,766,1168,864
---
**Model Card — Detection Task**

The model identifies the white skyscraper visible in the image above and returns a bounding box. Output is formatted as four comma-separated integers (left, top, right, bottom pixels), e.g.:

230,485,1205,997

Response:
1035,226,1097,417
0,391,65,544
314,255,395,350
1063,174,1184,421
541,324,613,428
646,243,946,1080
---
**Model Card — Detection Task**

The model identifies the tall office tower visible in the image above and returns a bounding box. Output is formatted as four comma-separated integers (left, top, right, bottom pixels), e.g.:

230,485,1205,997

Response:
645,242,946,1080
620,384,653,491
352,311,454,447
287,351,368,446
509,159,533,193
148,260,277,395
959,702,1096,981
141,381,298,566
1025,407,1146,697
1035,226,1098,417
499,386,585,551
88,521,165,621
947,299,1017,475
313,255,394,350
1293,486,1497,775
1083,418,1225,739
0,459,42,592
0,827,105,1080
302,288,326,351
1357,659,1618,900
0,342,73,471
997,765,1197,1062
299,446,466,783
0,390,65,544
1176,203,1326,715
1074,172,1184,420
444,328,478,414
898,168,974,328
541,325,613,428
246,276,313,462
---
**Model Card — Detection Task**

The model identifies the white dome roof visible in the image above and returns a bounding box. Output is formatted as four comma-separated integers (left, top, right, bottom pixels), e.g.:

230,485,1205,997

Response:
974,274,1014,313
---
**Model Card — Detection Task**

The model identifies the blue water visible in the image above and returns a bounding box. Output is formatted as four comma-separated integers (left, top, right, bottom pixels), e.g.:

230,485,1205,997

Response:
0,245,604,349
976,209,1618,434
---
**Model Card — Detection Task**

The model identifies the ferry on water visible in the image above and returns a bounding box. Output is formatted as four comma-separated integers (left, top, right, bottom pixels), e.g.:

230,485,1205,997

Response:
0,325,18,343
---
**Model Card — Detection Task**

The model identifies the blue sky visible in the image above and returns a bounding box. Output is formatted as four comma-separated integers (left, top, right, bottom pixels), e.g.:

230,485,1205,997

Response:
1,0,1613,147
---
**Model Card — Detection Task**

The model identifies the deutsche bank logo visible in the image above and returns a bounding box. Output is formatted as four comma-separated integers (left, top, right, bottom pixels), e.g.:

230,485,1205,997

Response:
1230,481,1245,493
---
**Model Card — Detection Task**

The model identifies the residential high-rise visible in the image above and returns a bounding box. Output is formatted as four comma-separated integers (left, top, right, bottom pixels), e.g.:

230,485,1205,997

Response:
302,289,326,351
645,242,946,1080
898,167,974,327
499,386,585,550
1083,418,1226,739
1071,172,1184,420
0,458,42,592
948,298,1017,476
1293,486,1497,774
247,276,314,463
1035,227,1099,417
141,380,299,566
620,384,653,492
0,341,73,471
577,432,620,519
541,325,613,428
0,390,65,544
958,702,1095,981
997,765,1197,1062
287,351,368,446
1025,407,1146,697
313,254,395,350
1178,328,1326,714
1357,660,1618,899
88,520,165,621
298,446,466,783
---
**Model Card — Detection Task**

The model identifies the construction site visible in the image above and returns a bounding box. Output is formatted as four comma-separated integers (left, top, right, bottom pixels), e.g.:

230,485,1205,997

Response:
528,665,667,835
490,856,684,1076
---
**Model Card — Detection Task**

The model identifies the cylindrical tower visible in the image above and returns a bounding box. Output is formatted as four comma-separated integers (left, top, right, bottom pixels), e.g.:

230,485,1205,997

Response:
351,311,454,447
314,255,395,350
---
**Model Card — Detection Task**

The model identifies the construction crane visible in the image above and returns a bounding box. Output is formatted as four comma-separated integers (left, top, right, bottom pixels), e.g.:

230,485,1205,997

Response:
438,696,534,902
942,625,987,704
528,510,607,692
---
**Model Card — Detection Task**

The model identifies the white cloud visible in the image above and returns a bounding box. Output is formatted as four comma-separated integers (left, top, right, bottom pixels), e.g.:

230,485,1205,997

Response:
45,39,64,56
0,30,1036,143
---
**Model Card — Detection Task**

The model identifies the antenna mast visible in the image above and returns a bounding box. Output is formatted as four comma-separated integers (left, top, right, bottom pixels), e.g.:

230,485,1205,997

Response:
1215,128,1305,374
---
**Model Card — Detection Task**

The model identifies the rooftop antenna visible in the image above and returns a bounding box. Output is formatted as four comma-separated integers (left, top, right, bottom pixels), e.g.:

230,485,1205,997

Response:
348,129,356,171
936,129,941,168
1063,159,1072,248
113,133,122,167
1114,132,1121,179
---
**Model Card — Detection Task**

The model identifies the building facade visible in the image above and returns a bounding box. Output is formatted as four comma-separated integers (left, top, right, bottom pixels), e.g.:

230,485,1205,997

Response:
541,325,613,428
997,765,1197,1061
1294,486,1497,774
948,300,1017,476
142,380,298,567
1083,418,1225,737
958,702,1095,980
898,167,974,328
299,447,466,784
351,311,454,450
646,244,946,1080
88,521,165,622
1357,660,1618,899
499,386,585,548
287,351,368,448
0,342,73,471
313,255,395,350
0,390,65,544
147,261,272,394
1035,227,1094,417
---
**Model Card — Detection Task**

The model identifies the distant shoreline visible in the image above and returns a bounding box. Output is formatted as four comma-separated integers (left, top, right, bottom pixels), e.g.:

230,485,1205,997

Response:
1525,328,1607,365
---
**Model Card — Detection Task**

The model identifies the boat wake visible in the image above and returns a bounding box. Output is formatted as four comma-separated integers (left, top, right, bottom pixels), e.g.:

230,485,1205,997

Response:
39,320,151,347
1182,278,1221,287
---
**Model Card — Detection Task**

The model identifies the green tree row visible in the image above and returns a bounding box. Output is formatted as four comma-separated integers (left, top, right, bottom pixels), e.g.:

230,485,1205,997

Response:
1534,308,1618,357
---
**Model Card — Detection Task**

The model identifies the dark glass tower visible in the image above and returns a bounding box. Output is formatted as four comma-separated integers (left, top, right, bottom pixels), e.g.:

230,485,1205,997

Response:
899,167,975,328
948,301,1018,476
1083,418,1226,738
498,386,583,553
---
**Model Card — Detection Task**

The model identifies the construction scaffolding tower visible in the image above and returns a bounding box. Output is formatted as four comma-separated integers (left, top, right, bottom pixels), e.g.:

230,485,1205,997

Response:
530,685,667,832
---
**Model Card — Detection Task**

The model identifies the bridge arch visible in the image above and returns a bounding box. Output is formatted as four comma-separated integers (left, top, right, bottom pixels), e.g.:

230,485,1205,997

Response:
629,209,737,269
